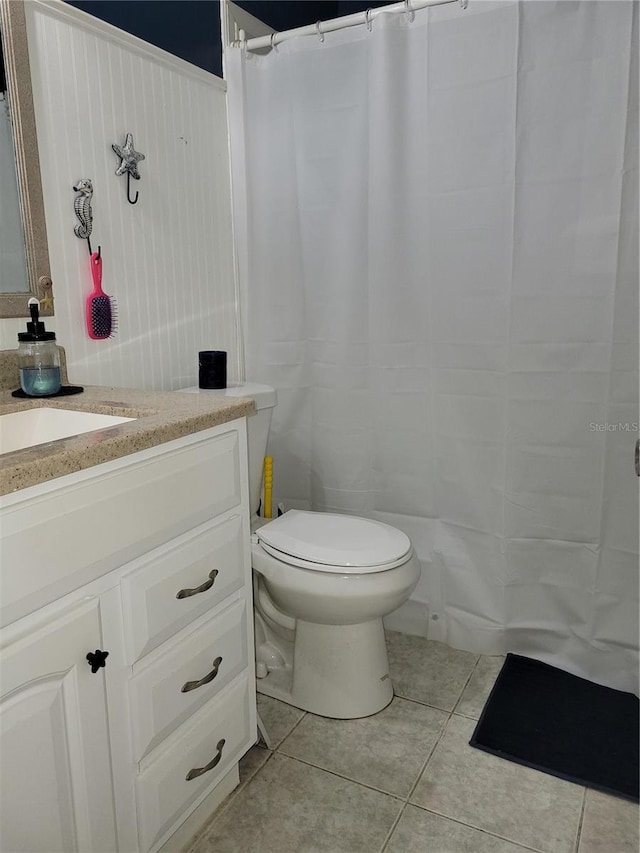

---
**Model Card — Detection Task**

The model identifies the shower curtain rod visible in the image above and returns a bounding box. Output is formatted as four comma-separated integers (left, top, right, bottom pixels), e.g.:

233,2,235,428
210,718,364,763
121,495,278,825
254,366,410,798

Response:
236,0,466,52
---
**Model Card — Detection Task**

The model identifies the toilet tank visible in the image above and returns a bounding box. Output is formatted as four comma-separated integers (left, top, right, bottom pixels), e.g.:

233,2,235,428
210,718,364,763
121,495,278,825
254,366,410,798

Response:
180,383,277,515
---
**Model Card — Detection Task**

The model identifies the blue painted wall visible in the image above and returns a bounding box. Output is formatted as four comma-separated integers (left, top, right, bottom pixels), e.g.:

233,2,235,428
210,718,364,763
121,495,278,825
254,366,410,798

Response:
67,0,390,77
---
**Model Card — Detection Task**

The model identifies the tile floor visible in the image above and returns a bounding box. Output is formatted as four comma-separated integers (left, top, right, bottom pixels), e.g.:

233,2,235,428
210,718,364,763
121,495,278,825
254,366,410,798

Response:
184,632,639,853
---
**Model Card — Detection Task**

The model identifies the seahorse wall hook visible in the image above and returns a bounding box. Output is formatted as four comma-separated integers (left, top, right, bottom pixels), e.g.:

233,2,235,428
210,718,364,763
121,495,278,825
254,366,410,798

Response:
112,132,145,205
73,178,97,256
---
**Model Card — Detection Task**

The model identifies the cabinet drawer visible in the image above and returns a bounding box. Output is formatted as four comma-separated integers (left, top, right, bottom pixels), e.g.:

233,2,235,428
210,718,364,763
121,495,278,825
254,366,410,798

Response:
135,676,252,852
129,599,248,760
121,514,246,663
1,426,243,627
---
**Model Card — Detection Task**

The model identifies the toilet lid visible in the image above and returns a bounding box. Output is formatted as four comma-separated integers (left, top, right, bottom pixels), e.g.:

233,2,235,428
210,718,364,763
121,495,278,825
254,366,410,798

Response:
256,510,411,572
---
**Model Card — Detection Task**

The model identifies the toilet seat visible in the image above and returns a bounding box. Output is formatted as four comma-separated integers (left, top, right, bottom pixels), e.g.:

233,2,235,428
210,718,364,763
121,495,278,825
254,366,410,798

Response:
256,510,412,575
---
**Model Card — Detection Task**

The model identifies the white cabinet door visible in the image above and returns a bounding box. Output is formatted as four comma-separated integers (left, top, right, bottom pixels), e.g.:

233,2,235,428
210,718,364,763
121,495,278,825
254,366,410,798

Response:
0,598,118,853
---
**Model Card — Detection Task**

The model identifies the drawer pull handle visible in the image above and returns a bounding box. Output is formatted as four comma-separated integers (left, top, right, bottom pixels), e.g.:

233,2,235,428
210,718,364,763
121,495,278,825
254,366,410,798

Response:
181,656,223,693
176,569,219,599
186,738,225,781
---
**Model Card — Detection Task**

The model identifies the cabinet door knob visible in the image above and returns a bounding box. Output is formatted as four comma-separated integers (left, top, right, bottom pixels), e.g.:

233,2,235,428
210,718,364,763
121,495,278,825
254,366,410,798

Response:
186,739,225,781
176,569,219,599
181,656,223,693
86,649,109,673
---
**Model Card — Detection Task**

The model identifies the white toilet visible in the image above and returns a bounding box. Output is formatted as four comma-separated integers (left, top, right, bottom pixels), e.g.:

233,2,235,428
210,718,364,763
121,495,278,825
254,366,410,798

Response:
181,383,420,718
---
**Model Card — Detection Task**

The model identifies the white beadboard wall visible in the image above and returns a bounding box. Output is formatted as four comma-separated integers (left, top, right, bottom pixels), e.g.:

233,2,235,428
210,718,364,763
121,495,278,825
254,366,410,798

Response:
0,0,243,391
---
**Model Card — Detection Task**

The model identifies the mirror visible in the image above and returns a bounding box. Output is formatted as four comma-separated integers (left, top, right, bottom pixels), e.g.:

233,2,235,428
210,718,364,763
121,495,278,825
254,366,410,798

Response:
0,0,53,317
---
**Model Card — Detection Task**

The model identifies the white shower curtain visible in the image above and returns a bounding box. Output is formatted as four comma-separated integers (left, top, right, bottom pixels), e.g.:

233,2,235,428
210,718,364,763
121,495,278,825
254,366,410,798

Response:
227,0,639,693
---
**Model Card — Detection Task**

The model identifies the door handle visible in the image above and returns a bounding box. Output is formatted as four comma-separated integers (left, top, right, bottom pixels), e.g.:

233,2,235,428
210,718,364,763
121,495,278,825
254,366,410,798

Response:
86,649,109,673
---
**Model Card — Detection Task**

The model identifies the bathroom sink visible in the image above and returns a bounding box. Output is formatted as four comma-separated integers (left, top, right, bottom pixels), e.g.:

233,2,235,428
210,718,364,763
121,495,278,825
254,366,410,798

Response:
0,406,135,454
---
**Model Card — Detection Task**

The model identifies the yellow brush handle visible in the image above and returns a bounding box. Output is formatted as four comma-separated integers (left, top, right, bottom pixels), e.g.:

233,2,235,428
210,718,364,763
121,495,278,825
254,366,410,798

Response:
263,456,273,519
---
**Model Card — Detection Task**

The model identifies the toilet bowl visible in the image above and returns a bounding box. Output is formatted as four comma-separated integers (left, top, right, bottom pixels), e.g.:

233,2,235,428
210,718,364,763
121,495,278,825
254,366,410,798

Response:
180,383,421,718
252,509,420,717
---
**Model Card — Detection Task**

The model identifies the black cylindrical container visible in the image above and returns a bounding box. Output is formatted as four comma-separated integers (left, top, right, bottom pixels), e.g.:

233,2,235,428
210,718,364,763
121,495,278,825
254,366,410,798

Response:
199,350,227,389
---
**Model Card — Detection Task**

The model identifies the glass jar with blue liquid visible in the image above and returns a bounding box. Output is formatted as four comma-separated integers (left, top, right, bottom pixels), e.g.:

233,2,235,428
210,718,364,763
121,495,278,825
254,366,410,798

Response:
18,298,62,396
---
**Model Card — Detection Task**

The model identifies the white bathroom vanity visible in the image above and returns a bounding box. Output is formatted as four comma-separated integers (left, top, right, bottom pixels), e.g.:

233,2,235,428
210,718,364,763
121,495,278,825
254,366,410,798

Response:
0,386,256,852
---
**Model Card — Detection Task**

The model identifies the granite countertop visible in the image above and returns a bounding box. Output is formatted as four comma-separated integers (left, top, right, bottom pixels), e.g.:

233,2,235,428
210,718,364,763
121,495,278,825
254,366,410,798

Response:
0,385,255,497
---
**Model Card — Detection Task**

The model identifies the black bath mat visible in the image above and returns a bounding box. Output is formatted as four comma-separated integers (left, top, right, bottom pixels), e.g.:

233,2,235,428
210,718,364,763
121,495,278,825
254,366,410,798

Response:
470,653,639,802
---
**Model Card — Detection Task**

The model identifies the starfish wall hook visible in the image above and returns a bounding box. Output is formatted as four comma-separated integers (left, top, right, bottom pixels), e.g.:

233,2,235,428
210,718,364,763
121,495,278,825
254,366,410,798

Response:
112,133,145,204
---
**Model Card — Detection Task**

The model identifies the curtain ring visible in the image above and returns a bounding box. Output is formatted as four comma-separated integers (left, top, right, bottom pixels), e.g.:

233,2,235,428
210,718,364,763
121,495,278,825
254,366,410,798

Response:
365,8,373,31
315,21,325,42
404,0,415,23
270,32,279,52
459,0,468,8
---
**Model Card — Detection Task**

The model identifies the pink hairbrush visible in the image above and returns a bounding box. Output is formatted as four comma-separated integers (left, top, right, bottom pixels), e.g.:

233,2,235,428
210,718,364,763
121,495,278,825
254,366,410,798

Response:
86,251,117,339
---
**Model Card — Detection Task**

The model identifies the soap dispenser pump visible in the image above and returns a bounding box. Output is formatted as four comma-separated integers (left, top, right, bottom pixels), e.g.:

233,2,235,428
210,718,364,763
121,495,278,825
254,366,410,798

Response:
17,297,62,396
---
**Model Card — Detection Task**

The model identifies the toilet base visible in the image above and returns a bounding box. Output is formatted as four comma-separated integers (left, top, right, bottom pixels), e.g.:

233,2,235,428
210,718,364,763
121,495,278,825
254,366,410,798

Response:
257,617,394,719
